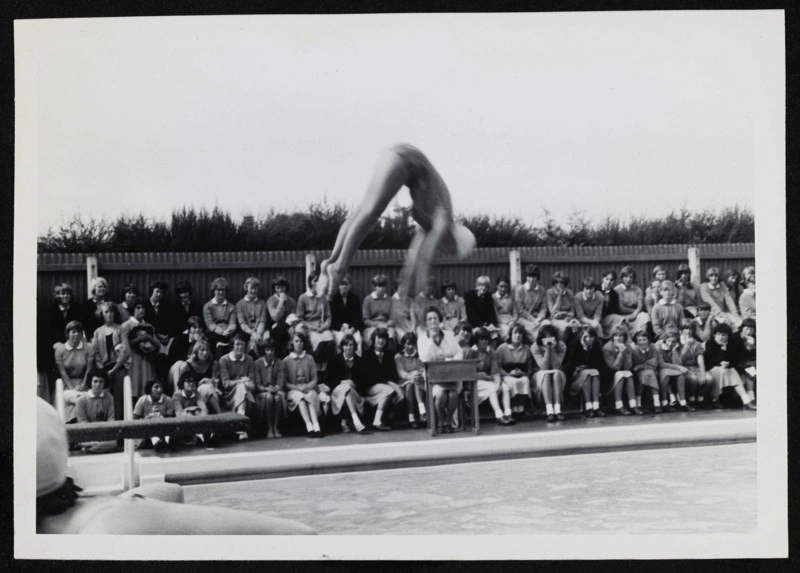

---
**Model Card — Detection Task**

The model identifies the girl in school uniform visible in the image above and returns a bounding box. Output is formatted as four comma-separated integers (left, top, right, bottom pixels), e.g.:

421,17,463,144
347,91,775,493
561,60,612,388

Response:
643,278,662,315
394,332,426,428
645,266,668,305
655,327,691,411
90,302,127,422
80,277,111,342
266,276,297,358
295,273,337,366
236,277,269,358
546,271,579,342
253,338,287,438
723,269,743,313
413,276,440,337
515,265,549,339
703,323,755,410
54,320,93,423
650,280,685,340
119,300,162,409
465,327,515,426
564,326,607,418
284,332,324,437
675,319,713,409
218,334,257,440
630,329,664,413
602,326,640,416
440,279,468,332
693,302,714,343
390,280,417,348
327,334,370,433
699,267,742,329
361,328,404,431
202,277,238,359
492,275,518,340
330,274,365,355
599,270,625,338
573,277,605,339
732,318,757,405
674,263,700,318
614,267,651,337
532,324,568,422
179,339,222,415
739,277,756,321
362,274,396,350
494,322,534,418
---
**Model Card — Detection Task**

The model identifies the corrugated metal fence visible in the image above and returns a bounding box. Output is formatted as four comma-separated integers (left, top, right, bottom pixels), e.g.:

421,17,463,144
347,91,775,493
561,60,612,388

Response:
37,243,755,308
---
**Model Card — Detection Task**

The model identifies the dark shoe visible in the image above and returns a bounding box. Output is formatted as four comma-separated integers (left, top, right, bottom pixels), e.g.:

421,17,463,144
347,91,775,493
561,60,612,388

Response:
373,423,391,432
505,415,516,426
409,420,421,429
632,407,644,416
616,407,631,416
444,424,455,434
436,425,446,435
680,403,695,412
555,413,566,422
652,406,662,414
546,414,556,423
313,430,324,438
307,430,316,438
743,402,757,411
664,404,677,413
153,440,168,453
711,400,724,410
594,409,606,417
584,409,595,418
420,413,428,424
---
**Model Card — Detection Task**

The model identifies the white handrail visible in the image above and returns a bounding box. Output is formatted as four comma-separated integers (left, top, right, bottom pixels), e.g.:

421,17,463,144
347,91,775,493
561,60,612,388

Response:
55,378,66,423
122,375,138,490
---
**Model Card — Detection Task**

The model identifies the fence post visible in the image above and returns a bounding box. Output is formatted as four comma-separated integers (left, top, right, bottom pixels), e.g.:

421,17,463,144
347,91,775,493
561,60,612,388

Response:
305,253,318,285
86,255,98,298
687,247,701,284
509,250,522,287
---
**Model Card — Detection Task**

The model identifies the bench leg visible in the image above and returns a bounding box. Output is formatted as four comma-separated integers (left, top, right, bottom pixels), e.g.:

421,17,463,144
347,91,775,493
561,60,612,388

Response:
427,380,436,437
471,380,481,435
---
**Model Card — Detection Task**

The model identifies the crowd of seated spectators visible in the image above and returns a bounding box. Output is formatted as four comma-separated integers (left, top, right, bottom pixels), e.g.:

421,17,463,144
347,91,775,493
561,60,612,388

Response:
37,262,757,447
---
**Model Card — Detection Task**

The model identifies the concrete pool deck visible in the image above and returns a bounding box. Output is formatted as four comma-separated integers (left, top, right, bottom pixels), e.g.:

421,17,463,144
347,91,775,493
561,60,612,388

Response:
68,409,757,494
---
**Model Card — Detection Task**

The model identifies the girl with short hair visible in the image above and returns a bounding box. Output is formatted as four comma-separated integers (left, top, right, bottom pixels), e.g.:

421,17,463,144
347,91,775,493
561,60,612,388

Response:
602,326,640,416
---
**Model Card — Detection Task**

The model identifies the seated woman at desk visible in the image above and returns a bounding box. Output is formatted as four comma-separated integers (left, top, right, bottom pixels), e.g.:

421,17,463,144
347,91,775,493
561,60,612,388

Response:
417,306,463,434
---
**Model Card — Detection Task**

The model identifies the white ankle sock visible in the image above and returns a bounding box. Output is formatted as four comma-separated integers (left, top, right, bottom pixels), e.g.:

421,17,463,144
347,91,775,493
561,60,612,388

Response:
592,401,600,410
628,399,637,409
615,400,623,409
408,413,416,422
503,408,512,416
494,409,504,419
679,399,687,406
554,404,561,414
418,404,427,415
312,421,321,432
305,422,314,432
545,404,554,415
373,408,384,426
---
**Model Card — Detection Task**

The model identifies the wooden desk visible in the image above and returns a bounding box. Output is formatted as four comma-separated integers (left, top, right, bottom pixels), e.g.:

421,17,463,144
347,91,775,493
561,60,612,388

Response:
423,359,481,437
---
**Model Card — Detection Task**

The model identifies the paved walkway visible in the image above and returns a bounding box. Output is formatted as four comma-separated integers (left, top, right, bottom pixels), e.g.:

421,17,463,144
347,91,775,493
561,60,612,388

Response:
182,442,757,535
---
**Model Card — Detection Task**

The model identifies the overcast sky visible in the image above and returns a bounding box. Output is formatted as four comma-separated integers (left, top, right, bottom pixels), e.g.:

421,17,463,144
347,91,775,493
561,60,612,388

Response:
20,12,769,234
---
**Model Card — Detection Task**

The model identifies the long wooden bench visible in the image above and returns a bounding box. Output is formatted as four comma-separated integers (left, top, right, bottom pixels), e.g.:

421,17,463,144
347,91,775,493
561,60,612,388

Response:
65,413,250,442
56,376,251,490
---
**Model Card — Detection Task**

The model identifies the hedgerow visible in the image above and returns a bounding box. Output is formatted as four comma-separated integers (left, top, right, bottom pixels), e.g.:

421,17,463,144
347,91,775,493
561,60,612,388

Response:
37,204,754,253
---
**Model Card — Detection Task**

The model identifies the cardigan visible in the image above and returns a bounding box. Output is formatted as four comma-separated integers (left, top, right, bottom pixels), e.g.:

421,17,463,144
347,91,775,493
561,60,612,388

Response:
464,289,498,328
330,291,365,331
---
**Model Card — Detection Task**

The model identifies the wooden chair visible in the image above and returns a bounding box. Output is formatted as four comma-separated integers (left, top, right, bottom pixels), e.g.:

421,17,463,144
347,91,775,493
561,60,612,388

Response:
423,359,481,437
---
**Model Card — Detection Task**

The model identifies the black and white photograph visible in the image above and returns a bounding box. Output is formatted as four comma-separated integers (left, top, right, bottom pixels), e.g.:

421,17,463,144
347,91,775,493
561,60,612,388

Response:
14,10,786,560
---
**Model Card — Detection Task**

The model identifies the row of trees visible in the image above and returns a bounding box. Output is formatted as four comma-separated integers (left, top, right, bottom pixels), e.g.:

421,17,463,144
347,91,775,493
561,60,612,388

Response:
37,204,754,253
